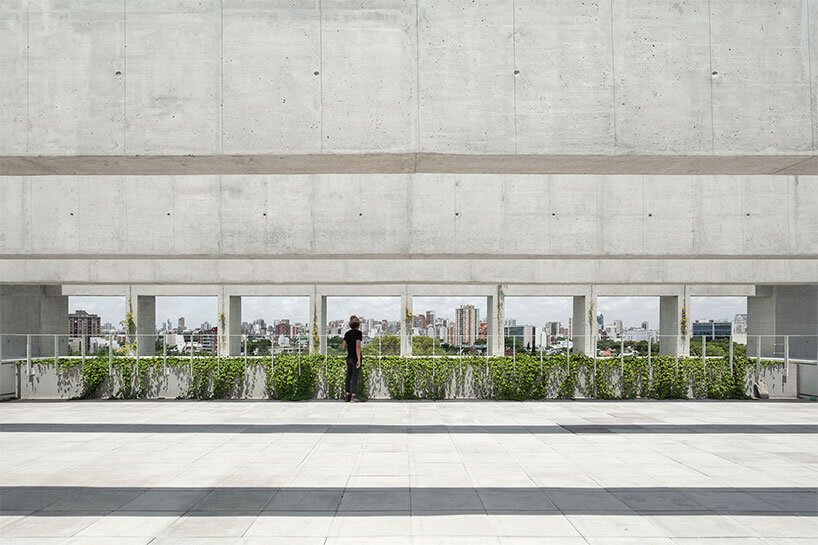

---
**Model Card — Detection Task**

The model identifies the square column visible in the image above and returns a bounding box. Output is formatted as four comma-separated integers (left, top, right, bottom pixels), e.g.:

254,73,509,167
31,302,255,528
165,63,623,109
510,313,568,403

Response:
748,285,818,360
136,295,156,357
309,290,327,355
0,285,67,359
572,294,596,355
487,285,505,356
660,290,690,356
401,291,412,356
218,293,242,356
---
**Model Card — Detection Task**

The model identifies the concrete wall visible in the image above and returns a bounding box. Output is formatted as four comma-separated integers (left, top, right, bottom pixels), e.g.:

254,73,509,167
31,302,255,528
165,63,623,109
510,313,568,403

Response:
0,0,815,156
1,174,817,260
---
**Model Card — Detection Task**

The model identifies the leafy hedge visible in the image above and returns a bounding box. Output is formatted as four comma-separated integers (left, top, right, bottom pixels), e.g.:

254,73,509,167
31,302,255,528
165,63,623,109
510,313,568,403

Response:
28,353,781,401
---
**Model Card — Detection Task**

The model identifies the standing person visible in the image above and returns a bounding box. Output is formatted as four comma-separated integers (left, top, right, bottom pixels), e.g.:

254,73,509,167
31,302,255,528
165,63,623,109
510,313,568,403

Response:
341,315,363,403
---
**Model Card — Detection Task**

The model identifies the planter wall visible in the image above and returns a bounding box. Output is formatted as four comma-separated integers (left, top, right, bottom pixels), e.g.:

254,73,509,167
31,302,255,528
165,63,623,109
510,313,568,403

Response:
14,355,796,401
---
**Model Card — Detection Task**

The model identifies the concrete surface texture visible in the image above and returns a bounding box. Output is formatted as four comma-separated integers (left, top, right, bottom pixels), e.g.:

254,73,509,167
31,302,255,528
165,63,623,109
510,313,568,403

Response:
0,0,816,157
0,400,817,543
1,174,817,259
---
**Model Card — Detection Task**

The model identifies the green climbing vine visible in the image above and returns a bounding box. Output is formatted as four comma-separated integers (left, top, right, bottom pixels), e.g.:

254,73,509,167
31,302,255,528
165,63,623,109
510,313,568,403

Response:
22,354,785,401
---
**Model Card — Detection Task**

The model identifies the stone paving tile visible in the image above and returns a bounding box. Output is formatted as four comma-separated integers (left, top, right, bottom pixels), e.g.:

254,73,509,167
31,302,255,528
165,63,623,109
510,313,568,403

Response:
0,400,817,543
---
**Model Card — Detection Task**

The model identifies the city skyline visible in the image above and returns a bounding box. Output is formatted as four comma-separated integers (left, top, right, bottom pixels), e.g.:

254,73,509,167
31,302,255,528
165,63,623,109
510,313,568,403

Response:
68,295,747,333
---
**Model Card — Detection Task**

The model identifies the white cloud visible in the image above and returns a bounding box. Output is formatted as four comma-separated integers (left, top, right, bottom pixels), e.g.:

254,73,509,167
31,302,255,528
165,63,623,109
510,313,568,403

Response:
691,297,746,322
68,294,749,331
504,297,573,326
241,296,309,323
155,296,217,329
69,296,125,326
597,297,660,329
327,296,401,322
413,296,488,322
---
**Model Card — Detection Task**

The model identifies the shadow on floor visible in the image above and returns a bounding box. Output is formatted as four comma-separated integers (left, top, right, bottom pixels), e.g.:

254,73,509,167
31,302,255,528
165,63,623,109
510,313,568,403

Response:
2,423,816,434
1,486,815,516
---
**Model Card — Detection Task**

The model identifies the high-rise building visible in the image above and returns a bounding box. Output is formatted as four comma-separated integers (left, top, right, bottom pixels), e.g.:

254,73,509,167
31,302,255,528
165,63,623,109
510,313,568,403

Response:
505,325,536,348
733,313,747,334
692,320,732,340
275,319,290,336
613,320,624,336
641,321,649,330
425,311,435,329
597,314,604,331
454,304,480,344
177,317,185,333
69,310,101,351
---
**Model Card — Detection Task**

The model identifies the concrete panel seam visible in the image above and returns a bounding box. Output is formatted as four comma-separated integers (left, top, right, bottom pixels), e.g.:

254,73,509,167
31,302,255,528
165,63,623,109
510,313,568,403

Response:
707,0,715,155
415,0,420,156
512,0,518,154
609,0,616,153
25,1,29,156
123,0,127,154
219,0,224,155
809,0,816,151
318,0,324,153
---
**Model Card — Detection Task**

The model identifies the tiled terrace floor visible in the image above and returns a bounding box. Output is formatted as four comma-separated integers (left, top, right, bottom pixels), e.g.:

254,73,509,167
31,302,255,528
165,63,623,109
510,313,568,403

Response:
1,400,817,544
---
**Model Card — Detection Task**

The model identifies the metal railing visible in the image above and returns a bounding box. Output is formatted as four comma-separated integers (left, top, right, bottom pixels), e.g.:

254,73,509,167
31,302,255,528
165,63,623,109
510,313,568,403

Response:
2,332,816,398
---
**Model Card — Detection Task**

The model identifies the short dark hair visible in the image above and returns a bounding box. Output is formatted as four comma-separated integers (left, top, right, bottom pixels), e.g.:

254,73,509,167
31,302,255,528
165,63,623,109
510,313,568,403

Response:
349,315,360,330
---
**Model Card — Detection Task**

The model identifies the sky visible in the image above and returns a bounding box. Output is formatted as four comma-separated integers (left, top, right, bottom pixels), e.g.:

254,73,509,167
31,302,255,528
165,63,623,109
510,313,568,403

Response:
69,295,747,330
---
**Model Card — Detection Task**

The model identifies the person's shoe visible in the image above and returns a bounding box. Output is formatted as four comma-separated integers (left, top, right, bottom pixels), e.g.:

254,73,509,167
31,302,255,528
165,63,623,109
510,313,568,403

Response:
350,394,360,403
345,392,351,402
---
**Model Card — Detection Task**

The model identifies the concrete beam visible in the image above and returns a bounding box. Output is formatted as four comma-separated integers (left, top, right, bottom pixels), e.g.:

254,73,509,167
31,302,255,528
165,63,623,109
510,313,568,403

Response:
4,258,818,286
1,154,816,176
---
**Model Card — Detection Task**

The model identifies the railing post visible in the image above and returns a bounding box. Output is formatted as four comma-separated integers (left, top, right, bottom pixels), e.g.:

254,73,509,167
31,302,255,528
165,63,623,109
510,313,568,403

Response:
592,332,598,398
243,335,247,365
81,334,86,367
729,335,734,375
54,335,59,365
784,335,789,381
26,334,32,377
620,337,624,366
108,334,113,376
756,334,761,380
163,334,168,375
566,337,571,370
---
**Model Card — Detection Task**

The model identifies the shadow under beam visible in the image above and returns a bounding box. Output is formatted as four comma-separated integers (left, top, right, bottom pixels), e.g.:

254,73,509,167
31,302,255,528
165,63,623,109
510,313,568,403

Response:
1,423,817,434
0,486,815,516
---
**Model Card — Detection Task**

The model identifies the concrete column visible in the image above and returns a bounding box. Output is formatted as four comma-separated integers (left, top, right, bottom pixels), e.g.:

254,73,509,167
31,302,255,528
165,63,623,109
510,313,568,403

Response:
0,285,67,358
748,285,818,360
487,285,505,356
135,295,156,356
309,289,327,355
218,293,242,356
659,289,691,356
572,294,596,355
747,286,776,358
400,290,412,356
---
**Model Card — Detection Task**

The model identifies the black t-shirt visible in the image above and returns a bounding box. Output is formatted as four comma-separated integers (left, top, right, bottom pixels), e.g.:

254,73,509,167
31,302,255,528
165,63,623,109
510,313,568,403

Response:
344,329,362,359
